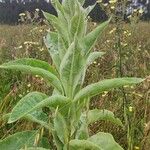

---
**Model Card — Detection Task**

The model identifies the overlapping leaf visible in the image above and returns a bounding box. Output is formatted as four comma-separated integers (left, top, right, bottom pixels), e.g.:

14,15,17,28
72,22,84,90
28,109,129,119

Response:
81,109,123,127
54,111,69,144
8,92,47,123
70,1,86,39
60,40,85,97
0,58,63,92
43,11,69,47
82,19,110,55
74,78,144,102
9,93,70,124
0,131,38,150
44,32,61,69
69,139,101,150
88,132,124,150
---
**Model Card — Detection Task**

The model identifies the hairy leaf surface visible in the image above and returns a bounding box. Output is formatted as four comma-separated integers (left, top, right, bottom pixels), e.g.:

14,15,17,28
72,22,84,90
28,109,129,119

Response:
60,41,84,97
54,112,69,144
81,109,123,127
9,94,70,124
8,92,47,123
74,78,144,102
69,139,101,150
0,59,63,92
88,132,124,150
0,131,37,150
82,19,110,55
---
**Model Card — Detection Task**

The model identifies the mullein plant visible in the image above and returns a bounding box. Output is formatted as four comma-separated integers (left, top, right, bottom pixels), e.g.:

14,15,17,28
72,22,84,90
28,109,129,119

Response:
0,0,144,149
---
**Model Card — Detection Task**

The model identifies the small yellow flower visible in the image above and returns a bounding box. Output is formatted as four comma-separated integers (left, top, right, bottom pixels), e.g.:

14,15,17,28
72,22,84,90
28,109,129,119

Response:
127,15,132,18
35,75,39,78
109,0,117,3
102,91,108,97
19,13,25,16
93,22,97,26
15,45,23,49
27,83,31,88
139,9,144,14
111,6,115,9
104,91,108,94
109,28,116,34
144,123,148,128
35,8,39,12
24,41,39,45
93,61,97,64
123,85,129,88
132,91,136,94
24,41,28,45
124,31,127,34
39,29,43,32
134,146,140,150
128,32,131,36
121,42,127,47
40,48,44,52
103,3,108,7
130,86,134,89
87,16,91,20
129,106,133,112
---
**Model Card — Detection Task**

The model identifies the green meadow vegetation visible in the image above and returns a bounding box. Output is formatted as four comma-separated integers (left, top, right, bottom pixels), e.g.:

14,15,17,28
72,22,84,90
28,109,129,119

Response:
0,0,150,150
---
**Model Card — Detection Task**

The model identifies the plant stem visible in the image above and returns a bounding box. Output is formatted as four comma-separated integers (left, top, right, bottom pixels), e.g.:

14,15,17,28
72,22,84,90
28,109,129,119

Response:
115,9,133,149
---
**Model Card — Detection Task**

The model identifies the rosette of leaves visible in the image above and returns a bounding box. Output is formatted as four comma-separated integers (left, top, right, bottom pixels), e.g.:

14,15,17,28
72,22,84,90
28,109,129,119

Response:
0,0,144,149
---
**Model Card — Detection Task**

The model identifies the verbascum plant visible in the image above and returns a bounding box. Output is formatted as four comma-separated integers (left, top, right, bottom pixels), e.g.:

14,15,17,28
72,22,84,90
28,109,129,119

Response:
0,0,144,150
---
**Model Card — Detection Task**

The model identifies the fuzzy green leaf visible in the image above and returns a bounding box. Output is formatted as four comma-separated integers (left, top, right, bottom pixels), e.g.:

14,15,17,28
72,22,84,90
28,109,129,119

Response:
52,131,64,150
8,92,47,123
81,109,123,127
44,32,61,70
62,0,76,17
9,93,70,123
43,11,69,48
1,111,51,131
54,111,69,144
75,116,89,140
0,58,57,75
58,33,67,59
60,41,84,97
0,131,38,150
43,11,59,28
25,110,52,131
69,139,101,150
82,19,110,55
88,132,124,150
74,78,144,102
84,4,96,16
70,2,86,39
0,58,63,92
